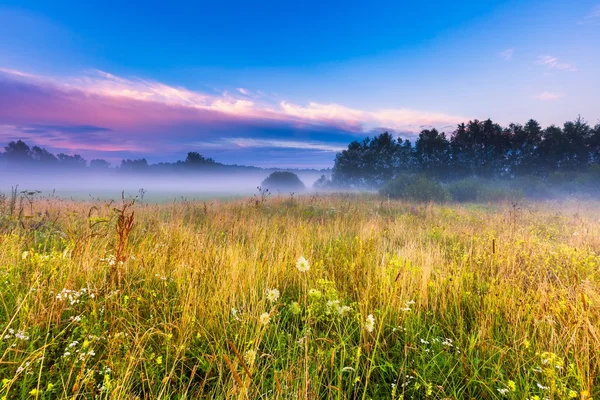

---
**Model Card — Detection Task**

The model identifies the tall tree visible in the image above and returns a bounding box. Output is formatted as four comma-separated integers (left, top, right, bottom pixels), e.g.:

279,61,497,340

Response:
3,140,32,164
31,146,58,165
57,153,87,168
415,128,450,178
332,132,414,188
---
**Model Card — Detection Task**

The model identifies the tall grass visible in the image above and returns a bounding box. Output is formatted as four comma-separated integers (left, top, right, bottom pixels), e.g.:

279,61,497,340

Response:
0,194,598,399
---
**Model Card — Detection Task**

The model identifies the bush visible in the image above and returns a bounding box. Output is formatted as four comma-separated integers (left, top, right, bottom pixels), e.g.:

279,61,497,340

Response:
477,186,524,202
513,176,553,199
380,174,450,202
261,171,305,192
446,178,484,202
313,175,333,190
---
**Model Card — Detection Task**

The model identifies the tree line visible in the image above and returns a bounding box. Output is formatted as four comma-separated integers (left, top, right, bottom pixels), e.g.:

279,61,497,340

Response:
327,117,600,188
2,116,599,185
0,140,257,173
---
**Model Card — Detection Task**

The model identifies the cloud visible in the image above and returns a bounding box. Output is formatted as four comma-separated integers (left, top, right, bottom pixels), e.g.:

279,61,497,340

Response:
536,56,577,72
500,48,514,60
215,138,347,152
0,67,468,166
18,124,113,134
533,92,562,101
578,4,600,24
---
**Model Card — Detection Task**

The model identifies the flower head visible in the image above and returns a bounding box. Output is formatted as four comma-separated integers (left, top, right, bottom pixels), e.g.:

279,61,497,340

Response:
266,288,280,303
296,256,310,273
259,312,270,326
289,301,302,315
365,314,375,333
308,289,321,300
244,349,257,366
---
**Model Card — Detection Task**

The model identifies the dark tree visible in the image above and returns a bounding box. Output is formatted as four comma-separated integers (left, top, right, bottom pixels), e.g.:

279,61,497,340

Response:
31,146,58,165
588,123,600,165
57,153,87,168
120,158,149,172
3,140,32,164
415,128,450,178
185,151,215,166
508,120,543,176
261,171,305,192
313,174,332,190
332,132,414,188
90,159,111,169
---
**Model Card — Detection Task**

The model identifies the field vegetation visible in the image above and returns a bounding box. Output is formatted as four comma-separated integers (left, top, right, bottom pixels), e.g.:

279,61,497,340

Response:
0,192,598,399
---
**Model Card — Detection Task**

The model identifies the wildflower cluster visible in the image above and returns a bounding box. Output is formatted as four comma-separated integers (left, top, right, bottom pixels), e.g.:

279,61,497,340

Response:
55,287,94,305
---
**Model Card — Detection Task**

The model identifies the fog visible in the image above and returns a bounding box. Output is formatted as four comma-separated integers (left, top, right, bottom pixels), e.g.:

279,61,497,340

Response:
0,169,326,201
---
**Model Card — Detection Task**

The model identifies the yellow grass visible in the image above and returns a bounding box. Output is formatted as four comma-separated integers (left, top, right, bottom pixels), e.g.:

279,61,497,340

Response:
0,194,598,399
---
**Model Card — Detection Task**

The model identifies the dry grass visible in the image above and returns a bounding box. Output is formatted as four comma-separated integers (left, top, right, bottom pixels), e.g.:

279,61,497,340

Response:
0,194,598,399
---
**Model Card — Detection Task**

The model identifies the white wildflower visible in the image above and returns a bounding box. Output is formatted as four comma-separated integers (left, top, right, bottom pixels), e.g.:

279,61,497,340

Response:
365,314,375,333
259,312,270,326
15,330,29,341
338,305,351,315
296,256,310,272
266,288,280,303
536,382,549,390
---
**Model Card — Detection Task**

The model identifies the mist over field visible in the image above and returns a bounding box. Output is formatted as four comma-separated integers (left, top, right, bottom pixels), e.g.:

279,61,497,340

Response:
0,169,325,200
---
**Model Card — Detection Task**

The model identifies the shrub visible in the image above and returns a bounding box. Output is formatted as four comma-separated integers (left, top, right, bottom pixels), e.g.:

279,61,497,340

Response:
261,171,305,192
446,178,484,202
477,185,524,202
380,174,450,202
513,176,553,199
313,175,333,190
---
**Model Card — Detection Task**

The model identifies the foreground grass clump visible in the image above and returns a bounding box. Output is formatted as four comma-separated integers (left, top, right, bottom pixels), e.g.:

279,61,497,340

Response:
0,194,599,399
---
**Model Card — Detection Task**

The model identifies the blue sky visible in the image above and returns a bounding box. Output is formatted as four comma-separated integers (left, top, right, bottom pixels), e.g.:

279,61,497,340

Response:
0,0,598,168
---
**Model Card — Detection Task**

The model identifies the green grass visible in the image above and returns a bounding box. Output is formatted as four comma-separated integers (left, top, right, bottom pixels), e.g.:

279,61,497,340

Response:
0,194,598,399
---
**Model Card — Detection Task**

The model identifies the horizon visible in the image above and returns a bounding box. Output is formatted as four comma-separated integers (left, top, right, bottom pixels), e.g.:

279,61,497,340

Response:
1,1,599,169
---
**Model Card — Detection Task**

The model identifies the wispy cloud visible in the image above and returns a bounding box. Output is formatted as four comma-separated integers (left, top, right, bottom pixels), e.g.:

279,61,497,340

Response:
0,67,469,166
500,48,514,60
212,138,347,152
578,4,600,24
0,68,466,134
536,56,577,72
533,92,562,101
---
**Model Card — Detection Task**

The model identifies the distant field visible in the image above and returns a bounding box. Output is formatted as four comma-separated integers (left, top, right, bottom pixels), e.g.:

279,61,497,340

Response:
0,195,598,399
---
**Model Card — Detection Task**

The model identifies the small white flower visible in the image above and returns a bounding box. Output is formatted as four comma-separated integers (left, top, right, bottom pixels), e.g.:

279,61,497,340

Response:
338,305,351,315
497,388,509,396
326,300,340,314
296,256,310,272
21,251,29,260
266,288,280,303
365,314,375,333
259,312,270,326
536,382,549,390
15,330,29,341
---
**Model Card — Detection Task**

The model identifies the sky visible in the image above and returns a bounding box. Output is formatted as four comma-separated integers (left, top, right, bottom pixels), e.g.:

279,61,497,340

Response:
0,0,599,168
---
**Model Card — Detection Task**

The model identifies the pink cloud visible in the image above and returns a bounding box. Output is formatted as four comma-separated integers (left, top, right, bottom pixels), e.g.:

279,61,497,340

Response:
0,67,469,162
533,92,562,101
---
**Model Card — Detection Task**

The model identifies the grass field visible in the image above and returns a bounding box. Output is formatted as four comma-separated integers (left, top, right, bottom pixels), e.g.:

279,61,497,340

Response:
0,194,598,399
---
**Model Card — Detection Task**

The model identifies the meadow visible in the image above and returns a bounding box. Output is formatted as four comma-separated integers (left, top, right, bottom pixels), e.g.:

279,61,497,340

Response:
0,193,598,399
